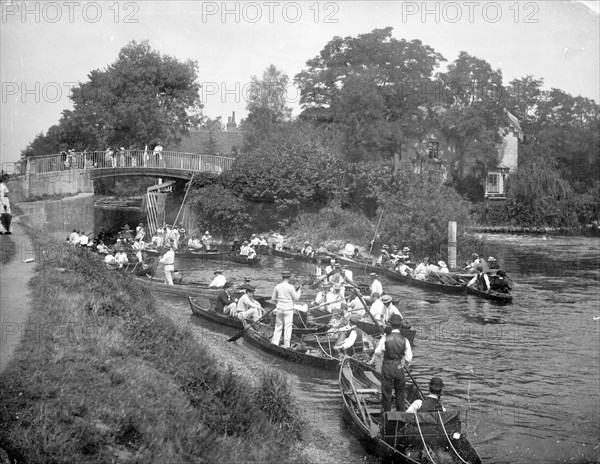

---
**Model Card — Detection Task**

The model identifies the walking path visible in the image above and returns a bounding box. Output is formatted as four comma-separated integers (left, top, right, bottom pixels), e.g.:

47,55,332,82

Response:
0,220,35,374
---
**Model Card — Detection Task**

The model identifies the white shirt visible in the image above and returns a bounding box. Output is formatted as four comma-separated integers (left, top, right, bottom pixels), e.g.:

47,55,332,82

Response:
104,254,117,264
115,252,129,266
69,232,80,245
79,235,89,246
209,274,227,288
159,249,175,266
347,296,365,317
370,279,383,295
247,247,257,259
250,237,260,246
382,304,403,324
153,144,163,157
373,328,413,363
369,299,385,321
343,243,355,256
0,182,8,198
406,394,446,413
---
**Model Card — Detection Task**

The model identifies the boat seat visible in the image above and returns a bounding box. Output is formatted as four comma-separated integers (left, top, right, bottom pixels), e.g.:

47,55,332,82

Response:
356,388,378,395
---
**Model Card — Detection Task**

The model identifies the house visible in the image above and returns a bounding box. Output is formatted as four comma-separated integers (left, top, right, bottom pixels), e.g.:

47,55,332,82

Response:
484,110,523,199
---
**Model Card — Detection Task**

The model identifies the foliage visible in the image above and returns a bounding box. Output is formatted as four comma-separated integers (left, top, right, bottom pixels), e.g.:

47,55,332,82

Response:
295,27,445,161
189,184,252,239
229,123,343,216
242,65,293,151
21,40,203,157
286,205,374,249
377,171,473,257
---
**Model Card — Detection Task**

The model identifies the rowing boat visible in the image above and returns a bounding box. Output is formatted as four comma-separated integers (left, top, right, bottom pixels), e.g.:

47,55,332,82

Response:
145,248,231,261
242,321,340,370
325,253,384,274
271,247,321,263
339,357,482,463
382,266,466,295
189,297,330,335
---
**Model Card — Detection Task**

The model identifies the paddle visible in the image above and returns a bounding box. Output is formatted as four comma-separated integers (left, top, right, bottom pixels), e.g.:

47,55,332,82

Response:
308,267,338,289
404,366,425,400
227,306,277,342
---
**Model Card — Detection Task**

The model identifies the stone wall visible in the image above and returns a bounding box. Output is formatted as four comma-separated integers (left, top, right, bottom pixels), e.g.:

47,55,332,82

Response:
7,169,93,202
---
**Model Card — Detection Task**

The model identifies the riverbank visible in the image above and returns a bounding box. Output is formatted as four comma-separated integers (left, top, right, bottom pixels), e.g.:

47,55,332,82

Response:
0,230,309,463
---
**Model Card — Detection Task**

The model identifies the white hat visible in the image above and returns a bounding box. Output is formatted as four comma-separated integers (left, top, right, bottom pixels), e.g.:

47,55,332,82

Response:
438,261,447,267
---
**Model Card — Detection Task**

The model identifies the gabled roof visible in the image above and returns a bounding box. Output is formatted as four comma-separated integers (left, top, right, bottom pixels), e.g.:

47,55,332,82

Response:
504,110,524,141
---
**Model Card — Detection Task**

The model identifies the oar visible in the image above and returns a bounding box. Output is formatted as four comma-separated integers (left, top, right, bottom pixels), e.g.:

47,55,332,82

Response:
404,366,425,400
308,267,338,289
227,306,277,342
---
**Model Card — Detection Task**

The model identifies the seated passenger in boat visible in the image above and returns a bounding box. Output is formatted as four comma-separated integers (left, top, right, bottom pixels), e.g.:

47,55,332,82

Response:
467,266,490,291
239,241,250,256
215,281,237,315
249,234,261,247
188,236,202,251
370,273,383,296
104,253,118,266
437,261,449,273
300,241,313,257
346,294,366,318
246,244,257,259
97,240,110,254
209,270,227,288
325,283,345,315
114,249,129,268
311,282,331,306
342,241,355,258
487,256,500,270
258,235,269,247
201,230,213,250
489,270,511,293
231,238,241,253
425,260,440,279
271,232,284,251
465,253,485,273
234,284,263,321
413,258,429,280
406,376,447,413
394,257,411,276
333,316,371,356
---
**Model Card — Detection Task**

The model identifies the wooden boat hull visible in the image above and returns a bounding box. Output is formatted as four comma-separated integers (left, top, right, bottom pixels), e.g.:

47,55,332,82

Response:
339,357,482,464
272,247,321,263
242,322,340,370
465,286,513,303
353,320,417,346
145,248,232,261
188,296,244,329
382,267,466,295
323,253,383,274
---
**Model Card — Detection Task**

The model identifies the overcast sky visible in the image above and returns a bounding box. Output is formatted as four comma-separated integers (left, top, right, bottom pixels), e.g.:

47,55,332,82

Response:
1,0,598,164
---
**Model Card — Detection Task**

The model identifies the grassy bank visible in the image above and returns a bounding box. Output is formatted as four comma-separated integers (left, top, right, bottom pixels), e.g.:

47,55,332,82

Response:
0,234,16,265
0,234,306,463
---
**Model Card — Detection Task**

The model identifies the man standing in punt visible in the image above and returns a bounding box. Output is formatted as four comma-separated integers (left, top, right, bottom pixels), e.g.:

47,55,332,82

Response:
271,271,302,348
369,313,413,412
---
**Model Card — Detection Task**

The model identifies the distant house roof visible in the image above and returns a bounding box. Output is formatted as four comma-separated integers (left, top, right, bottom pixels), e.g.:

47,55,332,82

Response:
505,110,524,141
173,130,245,157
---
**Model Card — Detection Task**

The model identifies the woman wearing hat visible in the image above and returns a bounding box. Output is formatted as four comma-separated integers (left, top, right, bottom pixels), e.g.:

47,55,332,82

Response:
406,377,446,413
369,313,413,412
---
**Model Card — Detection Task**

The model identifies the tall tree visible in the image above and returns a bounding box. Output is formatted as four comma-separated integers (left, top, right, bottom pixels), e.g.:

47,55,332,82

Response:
22,40,203,156
242,65,292,150
431,52,505,179
295,27,445,161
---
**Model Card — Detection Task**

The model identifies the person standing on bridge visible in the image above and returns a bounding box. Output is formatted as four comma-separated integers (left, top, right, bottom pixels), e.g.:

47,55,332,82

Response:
153,142,163,167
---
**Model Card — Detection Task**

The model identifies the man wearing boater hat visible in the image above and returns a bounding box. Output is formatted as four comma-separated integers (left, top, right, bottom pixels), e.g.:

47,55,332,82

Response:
406,376,447,413
369,313,413,412
271,271,302,348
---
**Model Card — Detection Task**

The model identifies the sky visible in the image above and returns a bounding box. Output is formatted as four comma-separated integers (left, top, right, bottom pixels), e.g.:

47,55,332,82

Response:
1,0,599,165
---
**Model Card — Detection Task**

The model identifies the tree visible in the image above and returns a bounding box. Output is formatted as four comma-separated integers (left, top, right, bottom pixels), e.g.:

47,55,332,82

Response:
431,52,505,180
229,122,343,218
295,27,445,161
242,65,292,150
22,40,203,156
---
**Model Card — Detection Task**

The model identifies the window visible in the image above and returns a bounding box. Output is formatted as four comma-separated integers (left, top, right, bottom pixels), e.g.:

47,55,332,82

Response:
486,173,500,194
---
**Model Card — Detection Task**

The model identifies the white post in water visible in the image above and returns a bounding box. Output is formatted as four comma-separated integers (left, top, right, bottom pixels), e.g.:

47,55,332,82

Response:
448,221,457,270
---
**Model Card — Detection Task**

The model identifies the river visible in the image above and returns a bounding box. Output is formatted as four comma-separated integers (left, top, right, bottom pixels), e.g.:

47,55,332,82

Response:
143,234,600,463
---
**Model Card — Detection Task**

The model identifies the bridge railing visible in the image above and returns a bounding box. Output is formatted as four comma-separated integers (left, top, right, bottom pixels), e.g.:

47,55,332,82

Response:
26,151,234,175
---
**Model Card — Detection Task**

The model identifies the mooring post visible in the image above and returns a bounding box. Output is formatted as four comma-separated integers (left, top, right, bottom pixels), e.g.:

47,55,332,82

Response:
448,221,457,270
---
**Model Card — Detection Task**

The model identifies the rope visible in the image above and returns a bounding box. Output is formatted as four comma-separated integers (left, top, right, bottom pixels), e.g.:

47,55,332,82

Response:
415,413,437,464
437,411,469,464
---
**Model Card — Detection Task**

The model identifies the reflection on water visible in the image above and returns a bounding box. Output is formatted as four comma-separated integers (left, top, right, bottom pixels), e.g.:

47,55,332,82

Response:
157,234,600,464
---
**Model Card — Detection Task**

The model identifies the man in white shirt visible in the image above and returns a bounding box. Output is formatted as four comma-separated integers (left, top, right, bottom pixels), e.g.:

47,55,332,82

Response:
381,295,403,325
368,292,385,322
249,234,260,247
271,271,302,347
234,284,263,321
370,272,383,295
342,242,355,258
78,233,89,247
153,142,163,166
209,270,227,288
69,230,80,246
159,242,176,285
